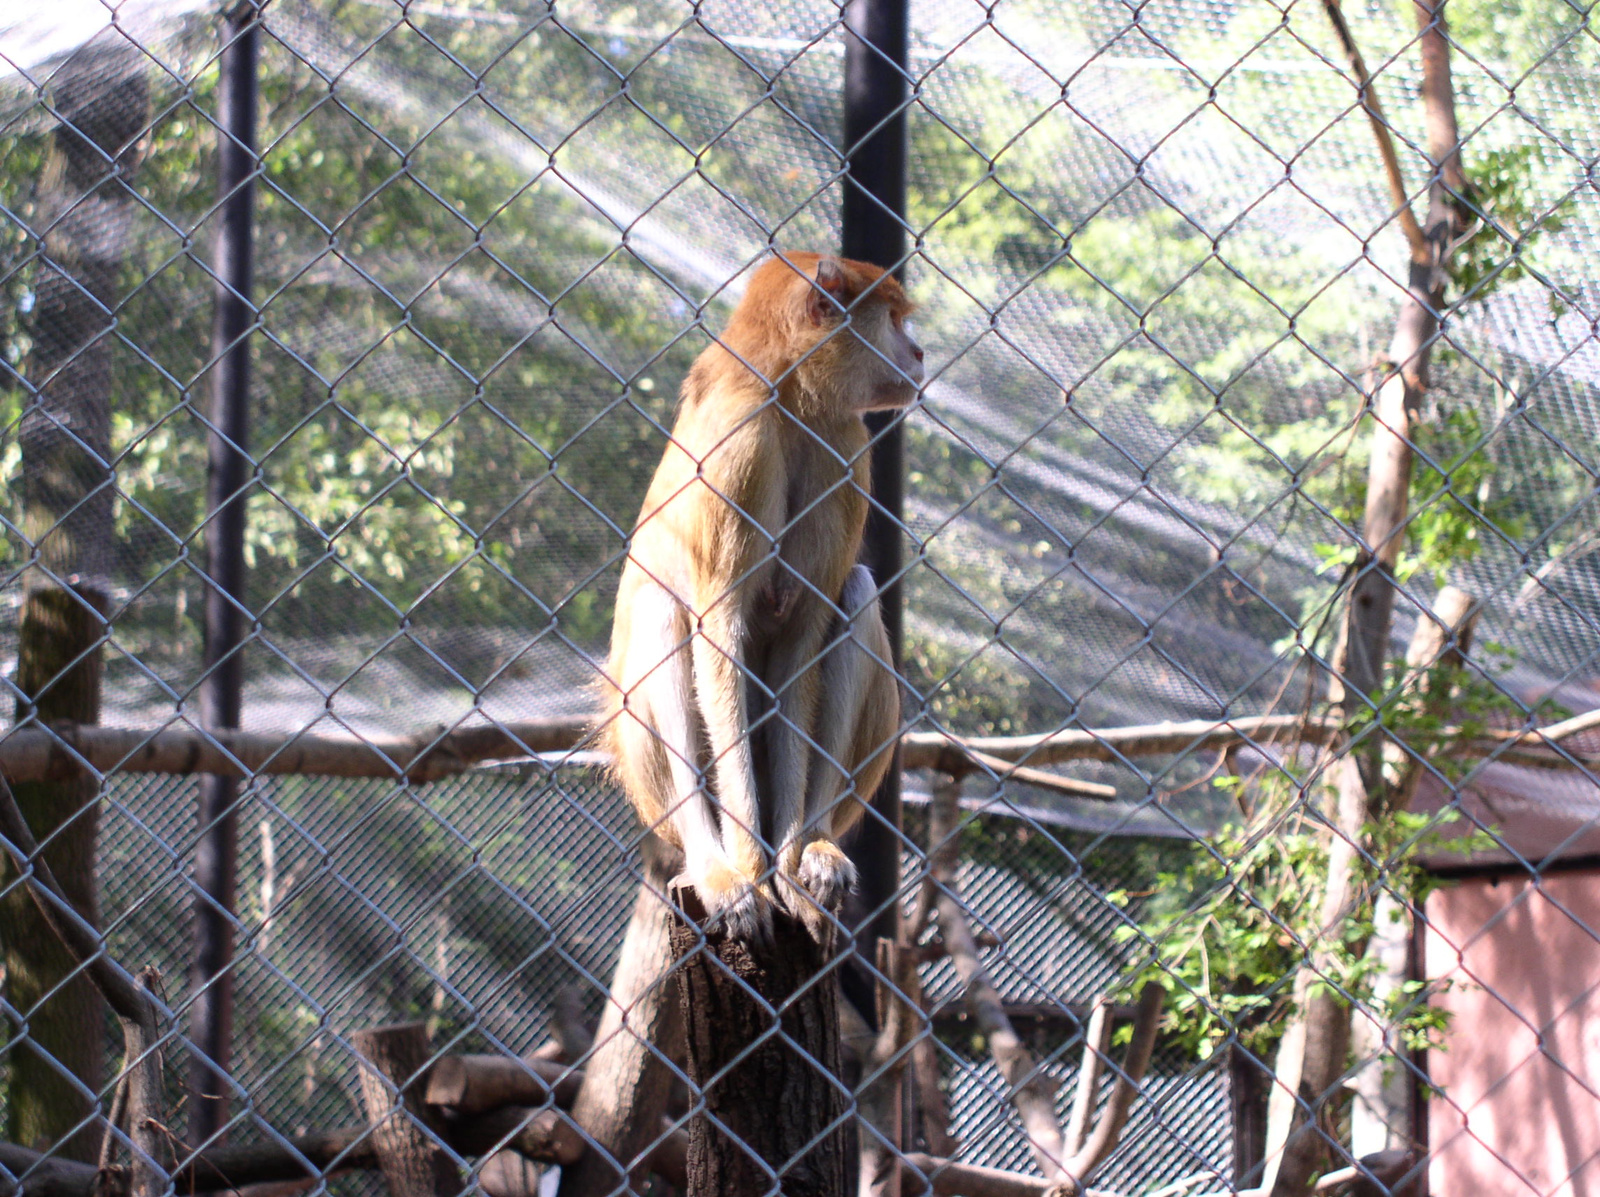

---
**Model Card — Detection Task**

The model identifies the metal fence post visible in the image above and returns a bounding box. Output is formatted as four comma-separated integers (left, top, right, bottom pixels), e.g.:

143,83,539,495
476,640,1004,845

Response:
191,0,259,1145
841,0,912,978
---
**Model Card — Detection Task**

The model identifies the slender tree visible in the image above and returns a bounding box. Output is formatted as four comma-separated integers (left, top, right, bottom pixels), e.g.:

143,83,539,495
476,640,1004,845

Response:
1265,2,1470,1192
3,41,147,1160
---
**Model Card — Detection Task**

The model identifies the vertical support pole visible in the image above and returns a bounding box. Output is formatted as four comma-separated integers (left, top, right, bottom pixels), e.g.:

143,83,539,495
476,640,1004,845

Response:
841,0,912,974
190,1,258,1146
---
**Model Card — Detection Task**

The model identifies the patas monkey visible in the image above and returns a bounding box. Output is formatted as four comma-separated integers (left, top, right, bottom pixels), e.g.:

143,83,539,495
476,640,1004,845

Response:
600,252,923,940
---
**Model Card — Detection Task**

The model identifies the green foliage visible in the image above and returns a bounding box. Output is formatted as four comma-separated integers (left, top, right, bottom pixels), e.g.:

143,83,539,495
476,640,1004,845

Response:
1117,785,1489,1059
1113,806,1323,1058
1450,144,1566,306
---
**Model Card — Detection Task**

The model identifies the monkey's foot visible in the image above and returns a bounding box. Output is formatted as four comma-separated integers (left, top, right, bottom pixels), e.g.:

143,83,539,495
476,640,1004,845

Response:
688,861,771,943
797,840,858,911
774,840,857,943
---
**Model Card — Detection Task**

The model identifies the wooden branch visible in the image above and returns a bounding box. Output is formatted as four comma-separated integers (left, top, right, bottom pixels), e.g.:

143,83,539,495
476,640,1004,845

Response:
960,749,1117,800
5,705,1596,787
916,930,1000,963
1495,705,1600,748
860,937,923,1197
1391,587,1478,813
1413,0,1466,197
902,715,1340,773
898,1154,1071,1197
172,1128,376,1191
1061,982,1165,1182
0,1144,101,1197
1062,998,1112,1159
119,968,166,1197
1318,0,1429,262
0,772,163,1030
0,1104,684,1197
555,838,686,1197
928,780,1067,1181
352,1023,459,1197
0,771,169,1195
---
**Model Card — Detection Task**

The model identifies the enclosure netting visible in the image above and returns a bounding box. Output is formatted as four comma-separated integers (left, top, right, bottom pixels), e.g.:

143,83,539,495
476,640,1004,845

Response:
2,0,1598,1192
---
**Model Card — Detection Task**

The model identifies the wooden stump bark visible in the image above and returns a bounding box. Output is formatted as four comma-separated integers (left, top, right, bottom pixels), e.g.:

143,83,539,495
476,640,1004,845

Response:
668,884,852,1197
558,837,684,1197
352,1023,460,1197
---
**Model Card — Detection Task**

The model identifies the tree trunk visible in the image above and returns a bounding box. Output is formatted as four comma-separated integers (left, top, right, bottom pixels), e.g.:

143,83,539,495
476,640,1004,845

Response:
5,44,146,1161
1268,6,1469,1190
351,1023,459,1197
557,838,684,1197
669,885,852,1197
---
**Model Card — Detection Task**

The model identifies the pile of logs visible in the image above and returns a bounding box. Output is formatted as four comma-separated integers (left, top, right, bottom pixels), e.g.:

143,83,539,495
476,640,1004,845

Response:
0,1023,685,1197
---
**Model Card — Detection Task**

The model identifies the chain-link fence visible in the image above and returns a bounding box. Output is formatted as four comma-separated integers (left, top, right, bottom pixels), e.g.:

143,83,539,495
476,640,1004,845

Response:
2,0,1598,1194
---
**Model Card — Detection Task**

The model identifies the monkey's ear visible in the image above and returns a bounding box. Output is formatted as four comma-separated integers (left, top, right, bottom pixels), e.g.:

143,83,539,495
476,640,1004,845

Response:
806,256,848,326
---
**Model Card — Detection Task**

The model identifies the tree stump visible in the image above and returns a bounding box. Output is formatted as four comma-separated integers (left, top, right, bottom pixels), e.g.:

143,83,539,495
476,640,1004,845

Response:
668,883,853,1197
352,1022,459,1197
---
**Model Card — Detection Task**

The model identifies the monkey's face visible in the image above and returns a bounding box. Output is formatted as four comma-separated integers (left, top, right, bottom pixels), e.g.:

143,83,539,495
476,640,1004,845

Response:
833,301,925,412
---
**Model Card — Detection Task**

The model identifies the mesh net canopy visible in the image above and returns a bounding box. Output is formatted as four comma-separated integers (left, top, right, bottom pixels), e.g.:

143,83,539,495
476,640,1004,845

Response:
1,0,1598,1193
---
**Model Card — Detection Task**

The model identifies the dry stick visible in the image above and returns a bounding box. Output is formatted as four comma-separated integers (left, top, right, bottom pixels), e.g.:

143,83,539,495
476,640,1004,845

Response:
0,773,166,1197
924,773,1165,1192
959,750,1117,800
1060,983,1164,1183
904,780,964,1167
898,1155,1070,1197
905,716,1340,773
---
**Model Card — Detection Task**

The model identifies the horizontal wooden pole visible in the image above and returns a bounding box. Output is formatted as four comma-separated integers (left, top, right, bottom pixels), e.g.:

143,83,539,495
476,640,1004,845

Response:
1,709,1590,786
0,719,591,783
900,714,1340,771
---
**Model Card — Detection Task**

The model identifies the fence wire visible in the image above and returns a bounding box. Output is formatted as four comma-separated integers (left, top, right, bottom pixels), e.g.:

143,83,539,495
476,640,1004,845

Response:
1,0,1598,1195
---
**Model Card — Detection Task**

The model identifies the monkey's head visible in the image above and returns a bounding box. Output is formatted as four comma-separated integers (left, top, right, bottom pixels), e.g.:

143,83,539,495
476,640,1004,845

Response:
728,252,925,413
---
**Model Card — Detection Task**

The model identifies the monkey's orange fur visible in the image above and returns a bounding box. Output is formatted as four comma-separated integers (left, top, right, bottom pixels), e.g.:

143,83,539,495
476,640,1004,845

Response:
599,252,922,940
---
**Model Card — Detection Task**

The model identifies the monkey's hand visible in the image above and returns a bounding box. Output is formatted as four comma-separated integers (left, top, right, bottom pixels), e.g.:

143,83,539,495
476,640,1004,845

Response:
691,856,772,943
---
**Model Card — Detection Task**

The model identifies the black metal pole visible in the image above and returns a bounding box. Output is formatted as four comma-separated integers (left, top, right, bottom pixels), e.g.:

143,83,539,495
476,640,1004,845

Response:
841,0,911,973
191,1,258,1146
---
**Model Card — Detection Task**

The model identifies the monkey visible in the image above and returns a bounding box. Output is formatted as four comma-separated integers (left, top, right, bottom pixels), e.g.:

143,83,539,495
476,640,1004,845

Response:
598,251,923,941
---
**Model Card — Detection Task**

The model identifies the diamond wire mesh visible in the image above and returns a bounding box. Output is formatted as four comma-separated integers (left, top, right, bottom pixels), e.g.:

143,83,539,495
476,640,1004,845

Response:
0,0,1597,1193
